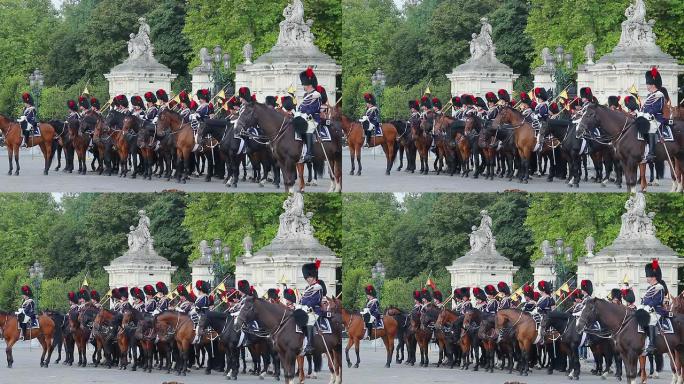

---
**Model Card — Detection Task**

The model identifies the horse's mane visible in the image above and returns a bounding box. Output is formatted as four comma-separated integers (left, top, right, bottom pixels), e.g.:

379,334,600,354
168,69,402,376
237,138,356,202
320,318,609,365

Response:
547,310,570,321
206,310,229,321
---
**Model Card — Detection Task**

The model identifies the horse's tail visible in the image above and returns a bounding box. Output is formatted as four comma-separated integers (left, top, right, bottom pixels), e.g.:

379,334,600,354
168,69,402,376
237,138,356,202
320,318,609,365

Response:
312,156,325,177
635,309,650,328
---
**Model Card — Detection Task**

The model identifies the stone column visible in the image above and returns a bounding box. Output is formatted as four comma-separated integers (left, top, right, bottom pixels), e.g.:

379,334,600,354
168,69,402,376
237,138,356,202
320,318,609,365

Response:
191,240,215,290
533,240,556,285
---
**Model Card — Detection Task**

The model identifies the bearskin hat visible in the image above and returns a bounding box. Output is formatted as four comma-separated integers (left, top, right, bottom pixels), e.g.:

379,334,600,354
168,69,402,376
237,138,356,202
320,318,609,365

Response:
68,291,78,304
143,284,156,296
421,287,431,301
497,281,510,295
67,99,78,112
453,288,462,300
549,102,560,114
610,288,622,301
178,90,190,105
534,87,549,101
522,284,534,299
475,97,488,110
497,89,511,103
316,85,328,105
22,92,34,105
460,94,473,106
225,96,240,109
570,288,583,301
433,290,443,302
365,285,377,297
156,89,169,102
283,288,296,303
115,95,129,108
176,284,189,299
90,290,100,302
131,95,144,109
249,286,257,297
409,99,420,110
413,290,422,301
451,96,463,108
90,97,100,110
472,287,486,301
624,96,639,111
197,89,210,102
237,280,251,295
189,100,198,111
363,93,376,106
267,288,280,300
621,288,635,304
155,281,168,295
78,288,90,301
195,280,211,294
460,287,470,299
579,87,593,101
484,284,497,296
238,87,252,102
130,287,144,301
21,285,33,297
281,95,295,111
118,286,129,299
537,280,552,295
580,279,593,296
645,259,661,279
265,96,277,108
431,97,442,109
420,95,432,109
485,92,498,104
111,287,121,300
645,67,662,88
519,92,532,105
533,292,541,301
144,91,157,104
607,96,621,108
302,260,321,280
77,96,89,110
299,67,318,87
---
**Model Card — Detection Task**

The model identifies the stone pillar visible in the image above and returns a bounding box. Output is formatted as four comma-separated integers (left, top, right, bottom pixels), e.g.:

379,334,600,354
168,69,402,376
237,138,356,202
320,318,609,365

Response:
533,240,556,285
191,240,215,290
191,67,213,100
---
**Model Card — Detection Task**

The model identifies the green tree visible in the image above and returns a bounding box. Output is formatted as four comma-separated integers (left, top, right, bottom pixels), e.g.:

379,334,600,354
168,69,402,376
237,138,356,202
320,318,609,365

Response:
489,0,535,77
147,193,192,271
147,0,192,78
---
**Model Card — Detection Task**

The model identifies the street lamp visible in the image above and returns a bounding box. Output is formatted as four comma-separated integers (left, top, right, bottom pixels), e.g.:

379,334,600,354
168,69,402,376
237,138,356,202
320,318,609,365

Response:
552,238,573,288
28,69,44,117
371,261,386,301
550,46,574,98
371,68,386,108
28,261,44,307
205,46,233,99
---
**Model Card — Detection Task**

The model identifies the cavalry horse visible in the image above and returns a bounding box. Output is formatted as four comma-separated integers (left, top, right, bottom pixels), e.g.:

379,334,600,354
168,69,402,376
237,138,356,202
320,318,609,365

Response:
434,307,464,369
235,295,342,384
487,107,538,183
154,311,195,376
494,308,537,376
0,311,56,368
65,117,90,175
156,109,196,184
340,114,400,176
541,311,587,380
338,301,398,369
0,114,63,175
577,298,684,384
577,104,684,192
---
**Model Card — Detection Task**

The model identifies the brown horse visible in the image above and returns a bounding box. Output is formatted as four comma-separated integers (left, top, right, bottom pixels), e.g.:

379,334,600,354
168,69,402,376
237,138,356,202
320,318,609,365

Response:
434,307,464,369
65,118,90,175
235,296,342,384
68,307,93,367
495,308,537,376
154,311,195,376
488,107,538,183
578,104,684,192
0,114,62,175
91,308,120,368
340,114,399,176
156,109,195,184
0,311,56,368
339,302,397,369
430,113,461,176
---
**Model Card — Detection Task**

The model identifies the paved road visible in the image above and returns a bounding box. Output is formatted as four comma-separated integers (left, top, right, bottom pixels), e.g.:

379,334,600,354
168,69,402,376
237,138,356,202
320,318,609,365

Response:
0,149,332,193
345,340,672,384
343,147,673,193
0,341,332,384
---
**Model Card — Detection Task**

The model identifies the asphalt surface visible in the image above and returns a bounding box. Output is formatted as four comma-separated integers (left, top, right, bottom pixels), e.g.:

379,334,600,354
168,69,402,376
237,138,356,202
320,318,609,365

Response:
0,340,333,384
344,339,673,384
343,147,674,193
0,148,333,193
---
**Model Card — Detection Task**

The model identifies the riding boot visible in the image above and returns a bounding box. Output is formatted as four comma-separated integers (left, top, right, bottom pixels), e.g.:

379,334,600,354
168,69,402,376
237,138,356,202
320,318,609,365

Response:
365,130,373,147
304,325,315,355
20,323,27,341
23,130,30,147
365,323,373,340
647,325,657,354
192,325,201,345
303,133,314,163
646,133,657,163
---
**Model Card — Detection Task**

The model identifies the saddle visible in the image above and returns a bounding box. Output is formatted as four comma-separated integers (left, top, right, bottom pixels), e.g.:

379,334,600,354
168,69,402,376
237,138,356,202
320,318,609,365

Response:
294,317,333,334
636,125,675,142
17,313,39,329
637,317,675,334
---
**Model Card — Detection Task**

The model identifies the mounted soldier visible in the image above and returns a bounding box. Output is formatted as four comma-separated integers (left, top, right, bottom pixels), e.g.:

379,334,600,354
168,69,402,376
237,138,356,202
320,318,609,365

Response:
66,100,79,122
610,288,623,305
420,287,431,309
412,290,422,315
461,94,476,116
431,98,443,116
178,90,191,123
90,97,101,114
78,96,90,116
579,87,596,107
608,96,623,112
115,95,130,114
460,287,472,314
155,89,169,112
267,288,281,304
236,279,251,302
154,281,169,314
67,291,79,318
144,92,158,122
18,93,37,147
110,287,122,311
420,95,432,114
191,280,211,344
298,68,321,162
536,280,555,314
624,96,640,117
497,89,512,107
409,99,420,120
451,96,464,120
143,284,157,314
265,96,278,109
497,281,512,310
474,97,488,120
118,287,132,313
300,260,323,354
361,92,380,148
522,284,536,312
77,288,90,309
16,285,36,340
175,284,193,314
283,288,297,310
432,290,443,308
196,89,211,122
131,287,145,311
640,67,667,163
362,284,380,339
569,289,584,313
452,288,463,313
533,87,550,122
484,284,498,314
642,259,668,353
131,96,145,120
485,92,499,120
473,287,487,311
622,288,637,310
90,290,101,309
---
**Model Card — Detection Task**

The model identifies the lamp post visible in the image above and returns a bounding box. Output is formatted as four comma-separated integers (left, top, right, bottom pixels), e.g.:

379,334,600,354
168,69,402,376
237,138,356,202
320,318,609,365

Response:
551,238,573,288
371,261,386,301
371,69,386,109
551,46,573,98
208,45,232,99
28,69,44,118
28,261,44,308
208,238,231,287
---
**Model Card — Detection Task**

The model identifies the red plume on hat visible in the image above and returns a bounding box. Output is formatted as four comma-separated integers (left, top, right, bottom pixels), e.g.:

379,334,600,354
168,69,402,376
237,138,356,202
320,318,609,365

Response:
306,67,314,79
652,259,659,269
651,67,659,79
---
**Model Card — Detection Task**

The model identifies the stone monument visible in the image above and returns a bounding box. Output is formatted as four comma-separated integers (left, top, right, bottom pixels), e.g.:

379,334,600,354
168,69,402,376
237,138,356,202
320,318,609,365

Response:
533,240,557,285
576,0,682,104
234,193,342,296
104,210,177,295
190,48,215,99
190,240,215,290
234,0,341,103
531,48,557,93
446,18,519,98
576,193,684,298
105,18,177,100
446,210,518,294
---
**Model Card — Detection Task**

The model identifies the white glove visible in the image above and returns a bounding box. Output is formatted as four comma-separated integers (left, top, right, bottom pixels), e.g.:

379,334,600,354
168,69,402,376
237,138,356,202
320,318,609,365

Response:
359,116,369,123
153,117,158,124
17,116,26,123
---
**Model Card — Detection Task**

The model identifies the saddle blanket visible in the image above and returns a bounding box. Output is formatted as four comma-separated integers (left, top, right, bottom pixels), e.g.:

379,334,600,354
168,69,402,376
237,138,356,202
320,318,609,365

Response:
637,125,674,142
638,317,674,334
17,318,39,329
294,125,332,142
295,317,332,335
372,124,383,136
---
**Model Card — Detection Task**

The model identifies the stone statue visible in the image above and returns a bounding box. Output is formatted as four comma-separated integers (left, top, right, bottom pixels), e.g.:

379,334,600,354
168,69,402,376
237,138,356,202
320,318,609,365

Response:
540,240,555,262
584,43,595,65
243,43,253,65
541,47,554,68
126,17,154,61
127,210,153,252
276,193,314,239
199,47,212,68
276,0,316,48
618,193,656,239
468,17,496,62
243,235,253,257
584,235,596,257
618,0,656,48
469,210,495,253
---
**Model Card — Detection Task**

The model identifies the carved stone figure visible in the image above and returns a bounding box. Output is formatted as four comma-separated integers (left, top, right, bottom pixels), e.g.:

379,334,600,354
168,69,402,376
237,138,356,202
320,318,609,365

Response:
468,17,495,62
541,47,554,68
127,210,153,252
618,193,655,239
243,235,253,257
584,235,596,257
584,43,595,65
469,210,495,253
199,47,212,68
276,0,316,48
243,43,253,65
126,17,154,61
276,193,314,239
618,0,657,48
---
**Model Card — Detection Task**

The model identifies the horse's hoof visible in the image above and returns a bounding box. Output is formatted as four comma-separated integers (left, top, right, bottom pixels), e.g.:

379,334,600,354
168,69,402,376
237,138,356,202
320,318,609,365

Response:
347,362,351,368
384,363,390,368
43,171,48,175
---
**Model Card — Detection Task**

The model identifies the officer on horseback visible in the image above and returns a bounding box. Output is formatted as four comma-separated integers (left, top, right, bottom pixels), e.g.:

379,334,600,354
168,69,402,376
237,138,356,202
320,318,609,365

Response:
298,68,321,163
362,285,380,339
154,281,169,315
90,290,102,309
178,90,192,123
459,287,472,314
77,288,90,309
18,93,37,147
131,287,145,311
175,284,193,313
191,280,211,344
144,92,158,122
66,100,79,122
156,89,169,112
118,287,132,313
16,285,36,341
267,288,281,304
143,284,157,314
361,93,380,148
300,261,323,355
522,284,536,312
642,259,668,353
473,287,487,310
536,280,555,314
497,282,512,309
533,88,550,121
640,67,667,163
432,290,443,308
451,96,464,120
484,285,499,314
196,89,211,121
